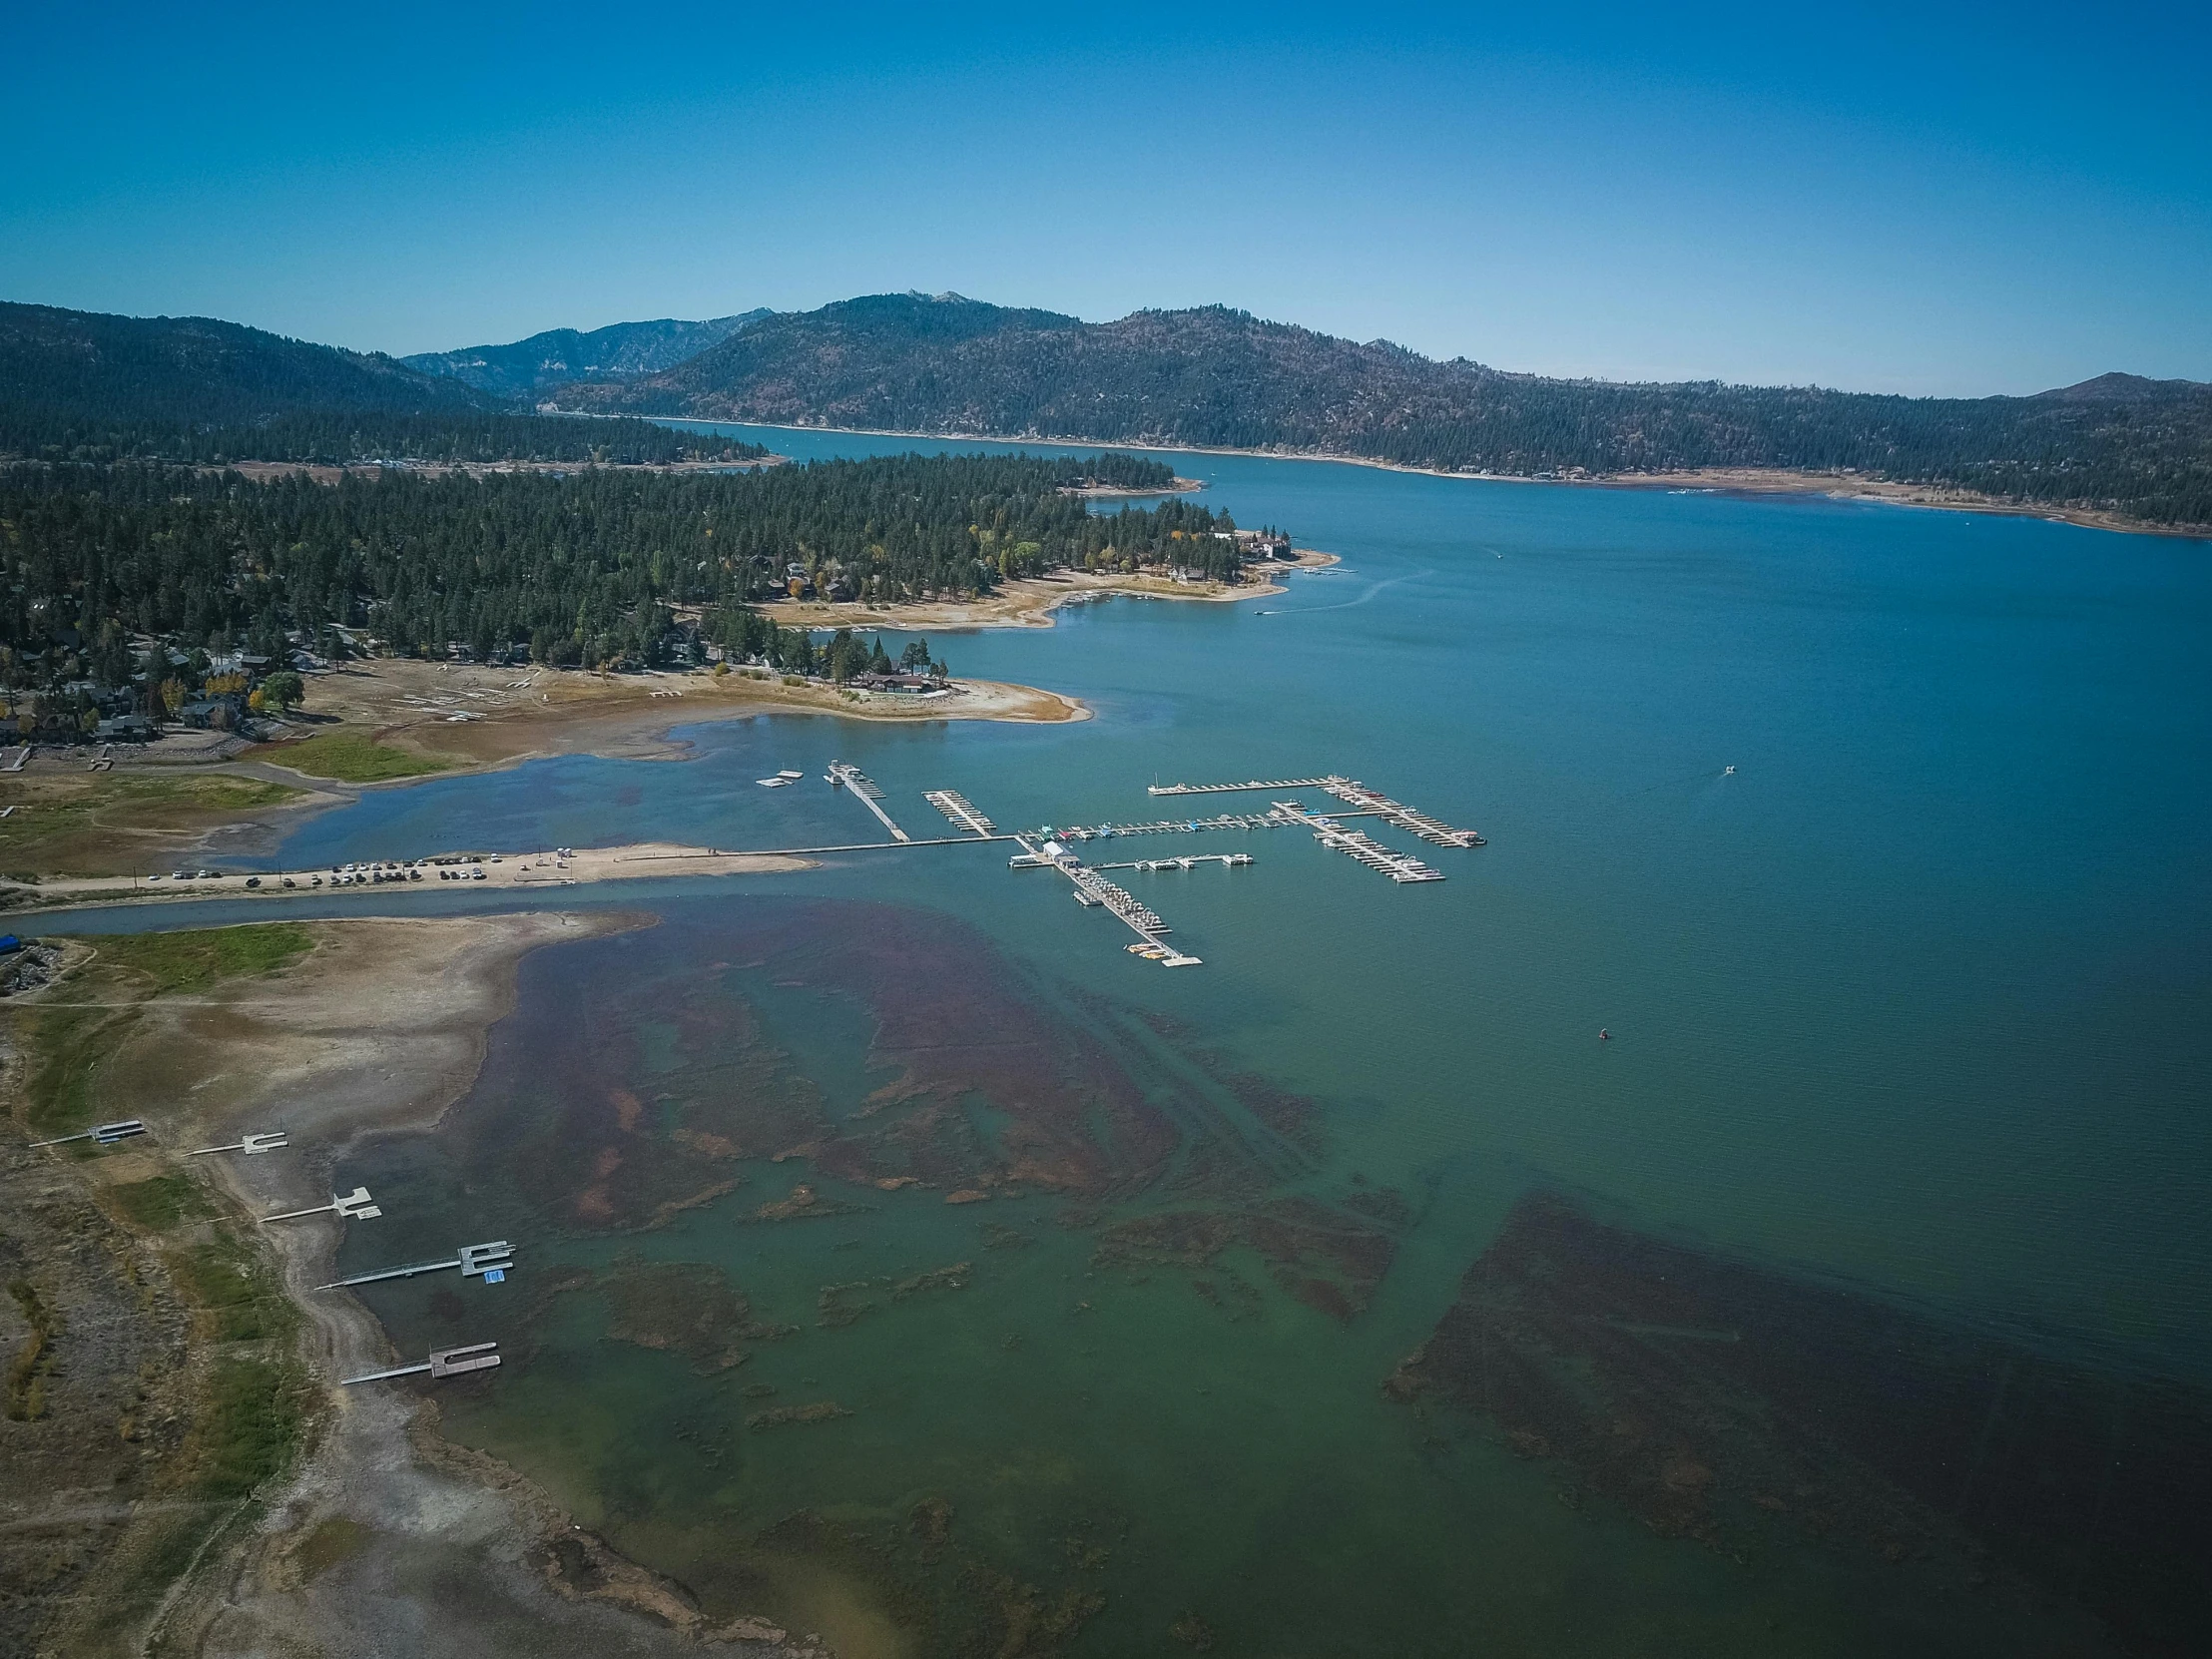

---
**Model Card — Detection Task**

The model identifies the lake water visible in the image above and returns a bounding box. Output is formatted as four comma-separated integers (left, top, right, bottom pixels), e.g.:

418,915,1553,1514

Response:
76,433,2212,1655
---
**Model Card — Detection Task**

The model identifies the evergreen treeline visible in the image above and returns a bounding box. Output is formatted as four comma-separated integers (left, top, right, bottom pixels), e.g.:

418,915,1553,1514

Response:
0,452,1241,680
571,294,2212,528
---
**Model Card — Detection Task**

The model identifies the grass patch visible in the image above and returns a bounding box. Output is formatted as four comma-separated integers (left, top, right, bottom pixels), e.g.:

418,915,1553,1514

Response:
5,1278,57,1420
108,1173,214,1232
275,732,454,783
99,921,315,994
196,1355,309,1500
0,772,302,874
169,1236,296,1344
22,1001,134,1138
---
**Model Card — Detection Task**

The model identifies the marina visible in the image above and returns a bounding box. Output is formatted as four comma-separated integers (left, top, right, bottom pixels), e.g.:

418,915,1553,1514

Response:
924,789,996,835
826,760,909,841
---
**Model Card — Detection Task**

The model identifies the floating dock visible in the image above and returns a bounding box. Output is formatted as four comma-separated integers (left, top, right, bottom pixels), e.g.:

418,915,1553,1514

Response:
1010,834,1201,966
1318,780,1485,846
924,790,995,835
1144,775,1484,847
1095,853,1255,872
826,762,909,841
1276,804,1446,882
1148,776,1334,797
1042,807,1308,841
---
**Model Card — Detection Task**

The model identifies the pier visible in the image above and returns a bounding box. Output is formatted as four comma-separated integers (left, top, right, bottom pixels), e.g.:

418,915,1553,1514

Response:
317,1239,513,1292
1145,775,1483,846
1276,803,1446,882
342,1342,502,1386
1317,780,1485,846
924,790,995,835
263,1186,381,1224
826,762,909,841
1095,853,1255,872
1010,834,1201,966
1148,776,1335,797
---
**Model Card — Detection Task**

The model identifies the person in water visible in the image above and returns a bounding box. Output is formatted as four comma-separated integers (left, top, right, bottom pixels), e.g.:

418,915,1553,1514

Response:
1599,1029,1611,1041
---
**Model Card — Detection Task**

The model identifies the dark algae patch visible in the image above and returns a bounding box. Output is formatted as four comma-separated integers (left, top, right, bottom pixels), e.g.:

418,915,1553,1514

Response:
1387,1192,2212,1656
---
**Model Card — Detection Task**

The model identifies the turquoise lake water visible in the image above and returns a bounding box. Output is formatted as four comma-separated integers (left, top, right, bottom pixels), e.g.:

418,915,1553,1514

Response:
61,433,2212,1654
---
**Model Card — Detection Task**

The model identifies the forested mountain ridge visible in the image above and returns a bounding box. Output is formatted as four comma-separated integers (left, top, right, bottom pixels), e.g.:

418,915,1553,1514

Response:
561,292,2212,528
0,301,761,466
401,310,774,396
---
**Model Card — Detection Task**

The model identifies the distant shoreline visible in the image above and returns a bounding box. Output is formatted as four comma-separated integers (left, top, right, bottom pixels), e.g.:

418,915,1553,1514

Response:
615,413,2210,542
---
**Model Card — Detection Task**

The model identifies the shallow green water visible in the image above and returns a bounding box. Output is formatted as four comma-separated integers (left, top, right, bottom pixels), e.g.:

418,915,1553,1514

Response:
101,436,2212,1653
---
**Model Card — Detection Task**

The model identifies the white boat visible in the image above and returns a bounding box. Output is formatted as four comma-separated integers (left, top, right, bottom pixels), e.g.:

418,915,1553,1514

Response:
776,769,803,780
757,777,794,788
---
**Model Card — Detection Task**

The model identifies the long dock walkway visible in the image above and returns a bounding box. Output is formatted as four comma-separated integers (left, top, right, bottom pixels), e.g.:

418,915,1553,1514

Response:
1145,774,1484,847
1318,780,1485,846
1010,834,1201,966
827,762,909,841
1275,803,1445,882
1148,776,1334,797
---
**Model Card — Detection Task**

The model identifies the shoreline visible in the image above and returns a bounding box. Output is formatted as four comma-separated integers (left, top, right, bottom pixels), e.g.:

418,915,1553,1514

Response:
651,416,2212,542
5,840,818,917
758,547,1340,632
3,910,810,1655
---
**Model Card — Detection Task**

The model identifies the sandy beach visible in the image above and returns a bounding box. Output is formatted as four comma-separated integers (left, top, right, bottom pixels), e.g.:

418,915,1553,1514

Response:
7,841,817,915
759,548,1339,632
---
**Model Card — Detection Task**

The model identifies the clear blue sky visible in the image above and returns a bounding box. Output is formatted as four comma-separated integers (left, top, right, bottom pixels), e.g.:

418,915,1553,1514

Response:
7,1,2206,395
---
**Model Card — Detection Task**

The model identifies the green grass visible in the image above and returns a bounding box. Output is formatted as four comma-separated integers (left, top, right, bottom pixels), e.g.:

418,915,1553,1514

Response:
100,921,315,994
0,773,301,873
109,1173,215,1231
22,1002,131,1137
170,1235,297,1344
274,732,454,783
5,1279,56,1420
196,1356,309,1500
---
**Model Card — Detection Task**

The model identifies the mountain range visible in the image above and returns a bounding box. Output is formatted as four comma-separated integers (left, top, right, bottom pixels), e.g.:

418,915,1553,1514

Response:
0,300,755,465
552,292,2212,527
2,292,2206,527
401,310,773,397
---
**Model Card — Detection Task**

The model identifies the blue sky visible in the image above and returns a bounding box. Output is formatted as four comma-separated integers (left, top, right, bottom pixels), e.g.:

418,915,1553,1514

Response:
6,1,2206,394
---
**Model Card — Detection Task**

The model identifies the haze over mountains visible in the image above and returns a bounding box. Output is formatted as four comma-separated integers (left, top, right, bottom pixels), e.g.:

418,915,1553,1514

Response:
3,292,2207,527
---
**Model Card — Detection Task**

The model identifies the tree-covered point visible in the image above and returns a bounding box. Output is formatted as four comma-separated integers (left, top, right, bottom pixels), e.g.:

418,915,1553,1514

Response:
0,451,1246,678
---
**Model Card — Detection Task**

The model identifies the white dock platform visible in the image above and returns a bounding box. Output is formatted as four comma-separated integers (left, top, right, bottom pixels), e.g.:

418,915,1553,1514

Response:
827,762,909,841
924,790,995,835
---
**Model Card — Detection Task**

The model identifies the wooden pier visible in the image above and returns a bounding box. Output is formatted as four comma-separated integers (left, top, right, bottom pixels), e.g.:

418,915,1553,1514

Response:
826,762,909,841
924,790,995,835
